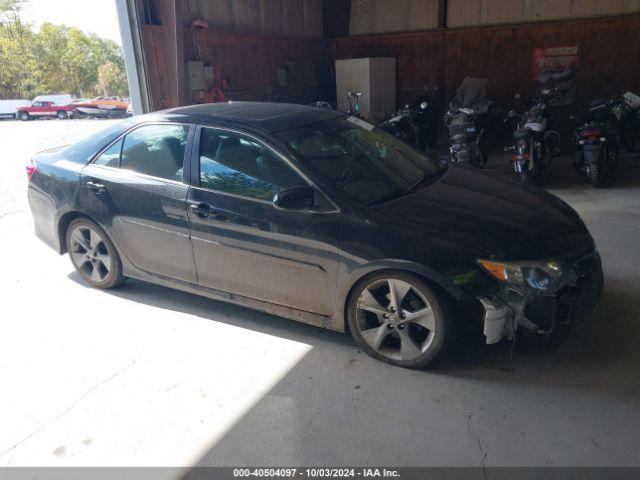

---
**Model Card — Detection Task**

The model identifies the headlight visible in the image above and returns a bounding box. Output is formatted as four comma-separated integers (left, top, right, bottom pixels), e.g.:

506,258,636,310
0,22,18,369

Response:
477,258,574,294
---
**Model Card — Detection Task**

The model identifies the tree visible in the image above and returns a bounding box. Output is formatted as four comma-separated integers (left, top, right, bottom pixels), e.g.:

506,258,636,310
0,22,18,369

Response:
0,0,38,98
0,3,129,100
96,61,128,97
33,23,128,98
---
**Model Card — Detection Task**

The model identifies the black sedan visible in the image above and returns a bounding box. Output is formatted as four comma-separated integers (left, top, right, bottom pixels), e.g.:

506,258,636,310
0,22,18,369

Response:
27,102,602,368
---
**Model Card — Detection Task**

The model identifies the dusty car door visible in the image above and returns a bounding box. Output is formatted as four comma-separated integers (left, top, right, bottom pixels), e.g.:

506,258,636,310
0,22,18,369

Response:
186,126,342,316
79,123,197,283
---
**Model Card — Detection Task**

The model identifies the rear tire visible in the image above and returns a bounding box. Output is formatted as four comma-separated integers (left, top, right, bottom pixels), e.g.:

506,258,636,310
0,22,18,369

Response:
56,110,68,119
19,112,30,121
66,218,124,289
347,271,455,369
587,165,603,188
519,169,535,185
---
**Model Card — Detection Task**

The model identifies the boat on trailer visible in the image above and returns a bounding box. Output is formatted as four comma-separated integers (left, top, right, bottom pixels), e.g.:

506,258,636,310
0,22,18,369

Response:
72,97,130,118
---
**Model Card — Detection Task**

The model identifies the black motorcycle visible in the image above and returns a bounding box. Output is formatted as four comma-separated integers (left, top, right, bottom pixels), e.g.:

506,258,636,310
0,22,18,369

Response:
444,77,494,167
504,89,562,184
571,95,631,187
379,90,439,152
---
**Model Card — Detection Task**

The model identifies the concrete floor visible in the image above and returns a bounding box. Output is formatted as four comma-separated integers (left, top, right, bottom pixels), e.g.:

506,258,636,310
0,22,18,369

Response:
0,119,639,470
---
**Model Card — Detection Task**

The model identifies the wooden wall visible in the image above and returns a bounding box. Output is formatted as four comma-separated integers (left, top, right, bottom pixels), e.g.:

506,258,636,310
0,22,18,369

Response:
183,0,324,37
185,28,330,103
141,25,330,110
142,25,175,111
332,14,640,107
141,13,640,114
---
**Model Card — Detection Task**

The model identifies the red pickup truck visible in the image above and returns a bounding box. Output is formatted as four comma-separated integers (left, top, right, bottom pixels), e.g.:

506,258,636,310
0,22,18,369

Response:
16,101,76,121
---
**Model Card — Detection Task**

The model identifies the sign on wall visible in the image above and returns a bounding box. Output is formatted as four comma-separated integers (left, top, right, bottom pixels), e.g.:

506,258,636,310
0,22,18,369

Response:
532,46,579,105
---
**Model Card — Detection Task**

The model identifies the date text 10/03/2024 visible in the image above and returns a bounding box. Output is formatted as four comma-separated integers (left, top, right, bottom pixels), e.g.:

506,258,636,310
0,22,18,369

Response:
232,468,401,478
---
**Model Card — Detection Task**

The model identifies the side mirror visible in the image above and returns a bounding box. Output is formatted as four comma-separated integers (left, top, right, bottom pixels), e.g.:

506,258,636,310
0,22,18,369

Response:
273,185,315,211
508,110,516,117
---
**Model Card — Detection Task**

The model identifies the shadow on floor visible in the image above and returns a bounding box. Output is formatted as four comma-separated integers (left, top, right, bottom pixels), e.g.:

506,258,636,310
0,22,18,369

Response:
68,269,640,397
64,153,640,466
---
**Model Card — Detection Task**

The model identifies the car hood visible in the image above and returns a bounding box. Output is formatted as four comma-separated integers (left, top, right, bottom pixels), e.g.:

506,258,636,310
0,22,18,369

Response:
369,165,593,261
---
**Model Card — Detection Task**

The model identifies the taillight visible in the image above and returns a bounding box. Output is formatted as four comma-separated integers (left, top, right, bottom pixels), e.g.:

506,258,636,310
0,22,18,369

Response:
26,160,36,182
580,129,601,137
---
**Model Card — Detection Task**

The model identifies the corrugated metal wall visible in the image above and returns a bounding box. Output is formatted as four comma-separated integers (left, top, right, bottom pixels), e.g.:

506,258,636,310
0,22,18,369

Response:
349,0,440,34
347,0,640,33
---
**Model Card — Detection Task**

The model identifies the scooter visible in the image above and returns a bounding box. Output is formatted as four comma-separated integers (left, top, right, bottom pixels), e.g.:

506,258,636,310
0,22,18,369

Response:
346,91,363,118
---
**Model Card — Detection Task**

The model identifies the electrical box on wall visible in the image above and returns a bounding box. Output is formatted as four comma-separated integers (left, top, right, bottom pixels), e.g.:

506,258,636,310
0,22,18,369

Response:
335,57,396,121
187,61,205,91
204,66,214,81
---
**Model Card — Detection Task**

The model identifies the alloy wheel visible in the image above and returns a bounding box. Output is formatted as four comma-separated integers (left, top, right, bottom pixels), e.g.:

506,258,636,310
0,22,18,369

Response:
69,225,112,283
354,278,437,362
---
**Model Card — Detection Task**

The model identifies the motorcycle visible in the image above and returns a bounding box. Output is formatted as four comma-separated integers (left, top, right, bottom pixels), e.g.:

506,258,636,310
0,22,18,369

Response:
504,89,562,184
444,77,495,167
378,89,439,152
571,95,628,187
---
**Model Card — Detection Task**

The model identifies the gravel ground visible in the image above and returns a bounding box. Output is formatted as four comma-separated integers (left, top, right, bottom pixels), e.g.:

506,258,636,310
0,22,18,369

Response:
0,118,121,217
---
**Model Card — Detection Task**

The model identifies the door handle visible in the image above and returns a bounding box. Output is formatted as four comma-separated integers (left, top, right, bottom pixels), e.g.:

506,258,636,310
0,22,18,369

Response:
86,180,106,194
189,202,210,218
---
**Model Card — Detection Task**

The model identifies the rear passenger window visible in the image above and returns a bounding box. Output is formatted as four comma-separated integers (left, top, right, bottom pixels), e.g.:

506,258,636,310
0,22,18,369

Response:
199,128,305,201
120,124,189,181
94,139,122,167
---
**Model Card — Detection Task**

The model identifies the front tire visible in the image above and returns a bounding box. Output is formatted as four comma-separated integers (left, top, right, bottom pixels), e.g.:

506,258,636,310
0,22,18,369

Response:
66,218,124,289
347,271,455,369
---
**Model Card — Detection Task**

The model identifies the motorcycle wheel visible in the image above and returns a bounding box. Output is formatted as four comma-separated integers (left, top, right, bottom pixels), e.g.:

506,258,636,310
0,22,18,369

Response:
519,170,535,185
587,165,604,188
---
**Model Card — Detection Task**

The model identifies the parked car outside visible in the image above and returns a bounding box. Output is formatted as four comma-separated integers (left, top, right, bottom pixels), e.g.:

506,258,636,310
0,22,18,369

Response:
17,100,76,120
0,99,31,119
26,102,603,368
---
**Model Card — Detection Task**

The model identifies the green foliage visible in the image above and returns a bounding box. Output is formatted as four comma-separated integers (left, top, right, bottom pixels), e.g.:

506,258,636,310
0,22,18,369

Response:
0,2,128,99
96,61,128,97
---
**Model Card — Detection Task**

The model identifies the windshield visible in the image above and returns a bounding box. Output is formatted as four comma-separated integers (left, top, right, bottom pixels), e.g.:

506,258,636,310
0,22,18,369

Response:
274,116,445,205
452,76,489,109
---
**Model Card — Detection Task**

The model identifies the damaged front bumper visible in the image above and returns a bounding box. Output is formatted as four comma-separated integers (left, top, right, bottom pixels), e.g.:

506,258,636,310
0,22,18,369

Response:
478,252,603,344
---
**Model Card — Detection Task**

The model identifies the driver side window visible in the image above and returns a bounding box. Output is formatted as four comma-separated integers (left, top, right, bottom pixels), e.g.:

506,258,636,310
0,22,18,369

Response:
198,128,306,201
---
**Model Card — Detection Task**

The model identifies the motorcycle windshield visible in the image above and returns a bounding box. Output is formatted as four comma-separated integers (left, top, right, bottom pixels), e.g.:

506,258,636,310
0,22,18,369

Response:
451,77,489,110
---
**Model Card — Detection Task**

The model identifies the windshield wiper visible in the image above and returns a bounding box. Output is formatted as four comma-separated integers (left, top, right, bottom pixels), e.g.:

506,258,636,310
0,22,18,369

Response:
365,167,448,206
404,166,448,195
